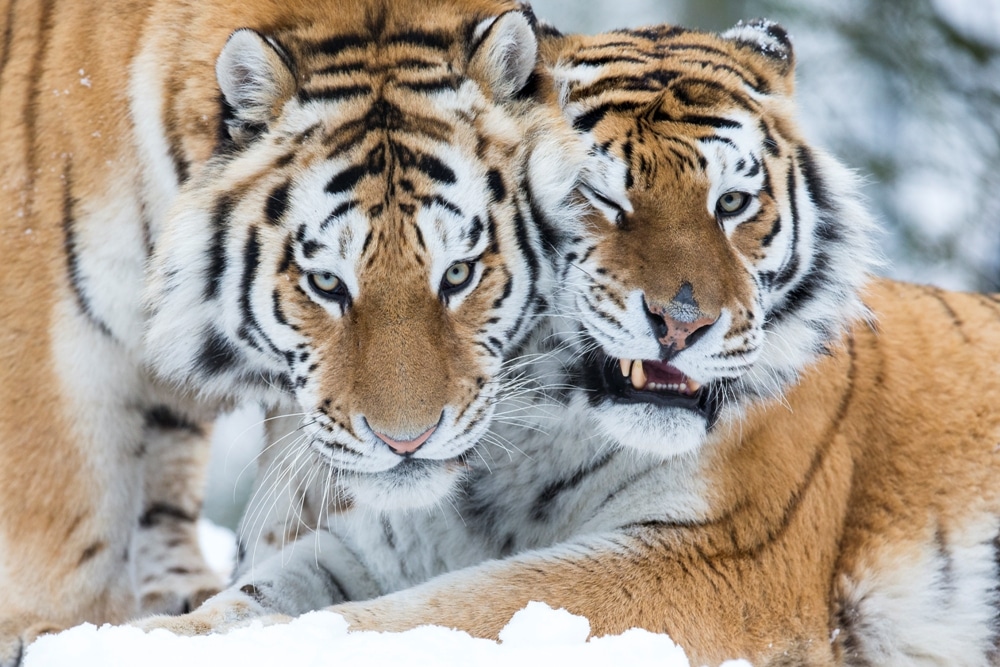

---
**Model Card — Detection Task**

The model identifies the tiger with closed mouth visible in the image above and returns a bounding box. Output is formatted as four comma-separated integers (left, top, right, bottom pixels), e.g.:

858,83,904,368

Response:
136,18,1000,667
0,0,582,662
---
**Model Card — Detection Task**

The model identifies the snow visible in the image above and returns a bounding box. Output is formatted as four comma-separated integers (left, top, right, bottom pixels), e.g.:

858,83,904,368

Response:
21,522,751,666
24,602,750,667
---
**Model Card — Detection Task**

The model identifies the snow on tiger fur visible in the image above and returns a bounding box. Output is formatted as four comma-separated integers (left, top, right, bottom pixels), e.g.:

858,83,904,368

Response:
0,0,583,662
137,19,1000,667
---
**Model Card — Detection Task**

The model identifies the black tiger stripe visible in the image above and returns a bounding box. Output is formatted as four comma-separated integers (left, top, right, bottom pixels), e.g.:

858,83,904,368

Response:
511,208,539,282
311,33,368,58
398,75,461,94
360,230,373,256
266,181,290,225
572,72,680,101
530,450,617,522
486,212,500,253
298,222,325,259
237,227,284,359
197,329,241,376
277,234,294,274
699,135,739,151
525,181,564,255
473,340,500,358
298,83,373,104
413,151,455,184
772,159,801,288
322,200,358,230
573,101,644,133
670,77,754,112
0,0,18,82
584,298,626,331
975,294,1000,320
387,28,451,51
393,56,442,70
314,60,367,77
62,161,115,339
760,216,781,248
761,249,833,339
327,164,367,194
204,195,233,299
422,194,462,217
139,502,197,528
574,55,648,67
621,140,635,189
316,562,350,603
681,114,742,129
667,42,733,61
143,406,202,435
163,113,191,184
467,215,484,247
620,25,687,41
796,145,833,212
77,541,105,565
501,212,540,342
921,286,971,344
684,59,764,92
759,119,781,156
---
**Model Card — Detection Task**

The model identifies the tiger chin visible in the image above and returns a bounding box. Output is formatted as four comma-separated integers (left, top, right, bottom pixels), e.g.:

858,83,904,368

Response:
145,20,1000,667
0,0,584,661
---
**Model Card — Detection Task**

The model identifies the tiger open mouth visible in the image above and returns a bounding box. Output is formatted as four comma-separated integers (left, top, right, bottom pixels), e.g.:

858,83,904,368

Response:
596,352,718,422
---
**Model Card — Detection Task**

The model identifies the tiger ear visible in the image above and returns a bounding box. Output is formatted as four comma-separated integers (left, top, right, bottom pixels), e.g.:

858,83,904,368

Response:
721,19,795,94
468,9,539,101
216,29,296,146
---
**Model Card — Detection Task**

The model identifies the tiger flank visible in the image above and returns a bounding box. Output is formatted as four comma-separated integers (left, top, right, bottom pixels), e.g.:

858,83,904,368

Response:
154,20,1000,667
0,0,583,662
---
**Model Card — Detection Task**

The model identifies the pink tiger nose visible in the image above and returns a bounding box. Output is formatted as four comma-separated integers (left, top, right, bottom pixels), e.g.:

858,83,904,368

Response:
375,426,437,456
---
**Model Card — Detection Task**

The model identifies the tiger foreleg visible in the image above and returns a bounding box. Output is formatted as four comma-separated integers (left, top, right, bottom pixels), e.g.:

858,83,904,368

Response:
134,412,221,616
325,534,835,667
134,529,380,635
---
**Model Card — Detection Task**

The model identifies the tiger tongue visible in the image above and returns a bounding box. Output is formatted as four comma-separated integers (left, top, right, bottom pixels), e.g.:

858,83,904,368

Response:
643,360,689,386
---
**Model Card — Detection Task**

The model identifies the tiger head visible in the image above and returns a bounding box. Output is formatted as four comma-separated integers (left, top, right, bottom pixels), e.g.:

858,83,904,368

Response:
543,21,878,458
144,3,583,510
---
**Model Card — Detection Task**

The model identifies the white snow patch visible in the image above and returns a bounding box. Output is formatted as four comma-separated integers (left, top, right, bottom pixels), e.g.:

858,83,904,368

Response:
24,601,753,667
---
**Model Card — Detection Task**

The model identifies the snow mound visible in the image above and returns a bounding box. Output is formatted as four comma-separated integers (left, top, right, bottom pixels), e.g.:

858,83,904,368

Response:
25,601,752,667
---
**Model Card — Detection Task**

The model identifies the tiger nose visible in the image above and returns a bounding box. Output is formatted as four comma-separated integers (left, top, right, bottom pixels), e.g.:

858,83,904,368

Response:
374,426,437,456
644,283,718,353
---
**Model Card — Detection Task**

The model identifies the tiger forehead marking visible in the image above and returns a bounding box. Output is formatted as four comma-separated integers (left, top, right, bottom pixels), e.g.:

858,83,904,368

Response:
258,31,524,439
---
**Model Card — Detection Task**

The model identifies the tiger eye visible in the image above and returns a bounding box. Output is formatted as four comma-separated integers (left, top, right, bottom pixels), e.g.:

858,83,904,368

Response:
716,191,751,216
309,272,342,295
443,262,472,288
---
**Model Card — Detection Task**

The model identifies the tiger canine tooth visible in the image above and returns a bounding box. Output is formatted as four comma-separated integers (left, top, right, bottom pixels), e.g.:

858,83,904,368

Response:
619,358,632,377
630,359,647,390
688,379,702,392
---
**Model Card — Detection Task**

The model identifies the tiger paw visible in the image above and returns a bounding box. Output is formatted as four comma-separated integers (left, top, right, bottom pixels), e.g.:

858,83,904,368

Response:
138,569,223,617
133,588,289,636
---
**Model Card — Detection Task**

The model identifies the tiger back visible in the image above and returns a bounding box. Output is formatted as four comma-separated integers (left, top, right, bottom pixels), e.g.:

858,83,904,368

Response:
0,0,581,661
